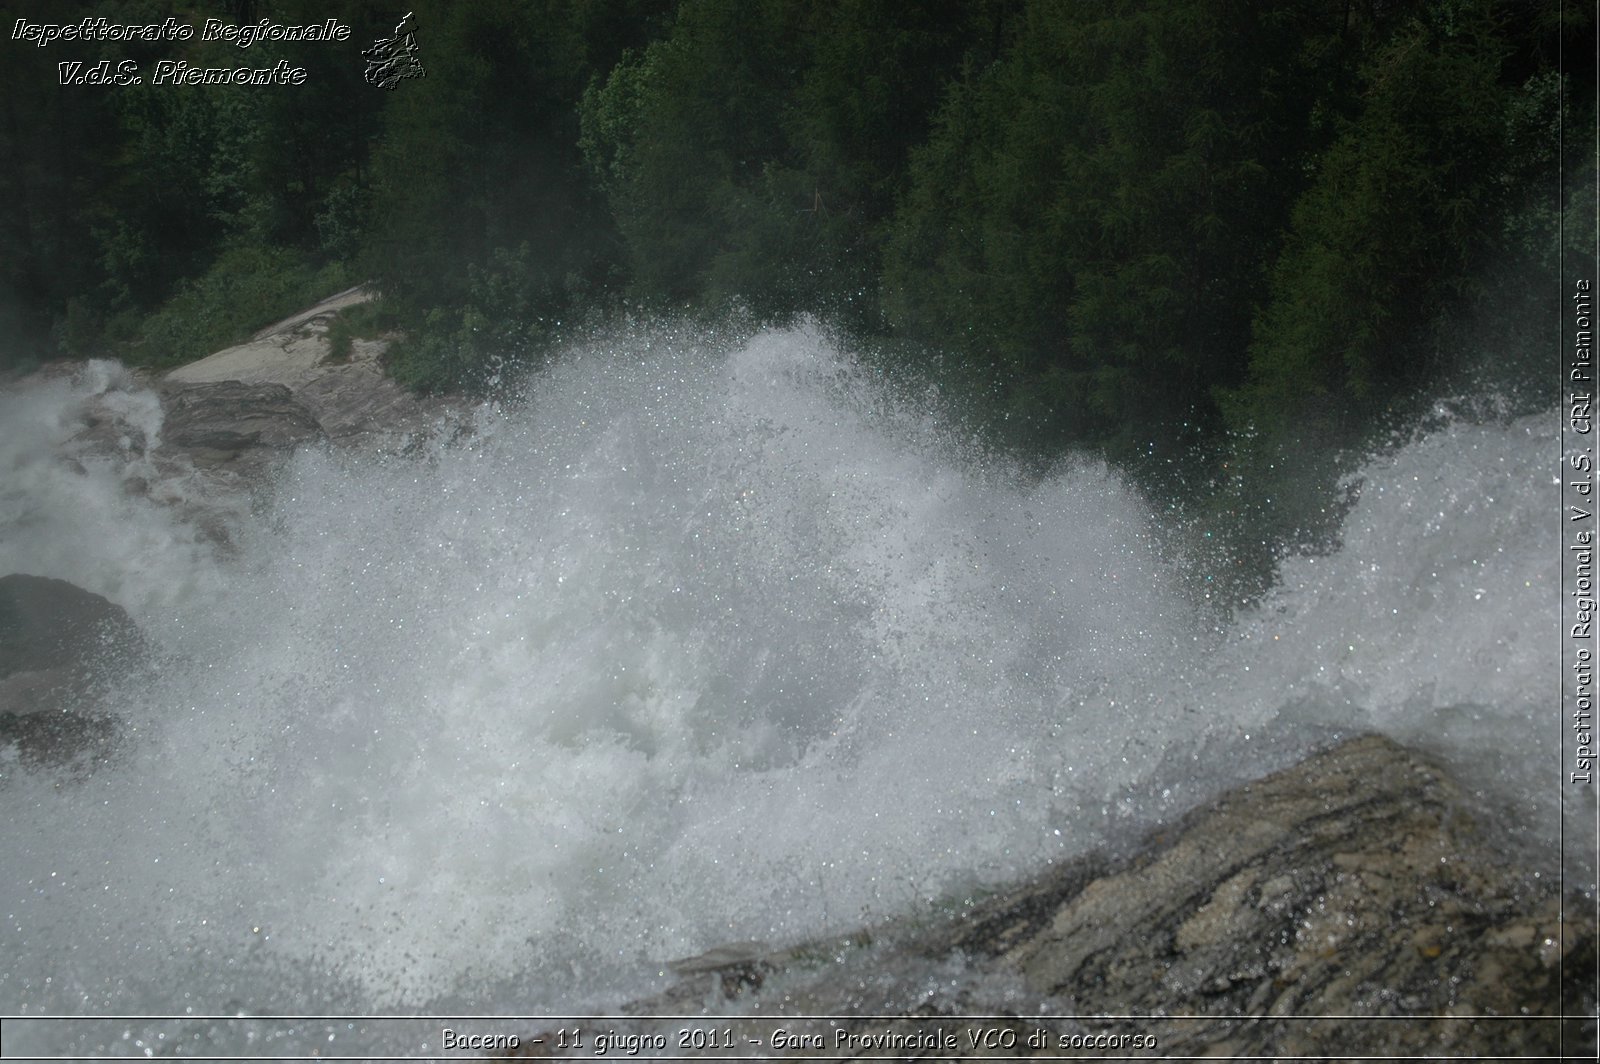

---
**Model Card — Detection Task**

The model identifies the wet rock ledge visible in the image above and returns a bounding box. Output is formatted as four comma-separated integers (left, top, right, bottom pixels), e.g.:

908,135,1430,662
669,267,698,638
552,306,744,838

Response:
0,573,138,766
2,287,461,769
504,736,1595,1060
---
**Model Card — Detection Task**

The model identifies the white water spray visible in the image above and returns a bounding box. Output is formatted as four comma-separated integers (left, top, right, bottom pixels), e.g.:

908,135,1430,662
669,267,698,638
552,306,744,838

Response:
0,325,1570,1053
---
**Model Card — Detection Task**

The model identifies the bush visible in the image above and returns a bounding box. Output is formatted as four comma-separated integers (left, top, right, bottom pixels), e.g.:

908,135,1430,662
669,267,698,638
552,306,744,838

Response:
384,243,578,393
130,246,355,369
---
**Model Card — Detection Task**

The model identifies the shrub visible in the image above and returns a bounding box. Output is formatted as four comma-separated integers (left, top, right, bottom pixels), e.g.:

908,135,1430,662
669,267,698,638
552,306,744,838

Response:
130,246,354,369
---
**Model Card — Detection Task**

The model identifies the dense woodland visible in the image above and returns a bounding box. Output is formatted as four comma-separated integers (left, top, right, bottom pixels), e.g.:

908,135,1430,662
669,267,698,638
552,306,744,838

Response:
1,0,1595,579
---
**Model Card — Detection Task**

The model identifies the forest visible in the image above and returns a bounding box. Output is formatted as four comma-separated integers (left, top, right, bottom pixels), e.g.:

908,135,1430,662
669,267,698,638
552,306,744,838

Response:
1,0,1594,582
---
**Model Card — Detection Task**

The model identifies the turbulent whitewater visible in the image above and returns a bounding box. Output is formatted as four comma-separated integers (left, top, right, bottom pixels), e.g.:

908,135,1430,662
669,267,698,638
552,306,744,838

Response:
0,324,1569,1051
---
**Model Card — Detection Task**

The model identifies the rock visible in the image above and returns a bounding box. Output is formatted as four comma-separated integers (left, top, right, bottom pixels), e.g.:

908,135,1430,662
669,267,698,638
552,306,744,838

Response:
290,345,438,440
522,736,1594,1061
0,573,141,678
162,284,461,450
0,574,138,768
0,706,120,771
7,290,462,500
942,734,1592,1056
0,668,73,717
158,380,324,468
163,284,375,390
664,941,773,998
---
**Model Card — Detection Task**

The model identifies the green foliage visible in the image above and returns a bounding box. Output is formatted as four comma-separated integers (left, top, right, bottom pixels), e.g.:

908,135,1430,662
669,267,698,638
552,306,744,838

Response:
580,0,981,322
131,245,353,369
362,0,630,388
0,0,1583,579
1202,0,1561,560
314,182,370,262
883,0,1351,454
100,87,259,305
579,0,806,306
386,244,577,393
325,299,396,363
1231,1,1517,441
0,0,124,369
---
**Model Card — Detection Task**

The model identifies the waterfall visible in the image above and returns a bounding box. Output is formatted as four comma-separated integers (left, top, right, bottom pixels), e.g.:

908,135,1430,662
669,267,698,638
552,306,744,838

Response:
0,323,1569,1055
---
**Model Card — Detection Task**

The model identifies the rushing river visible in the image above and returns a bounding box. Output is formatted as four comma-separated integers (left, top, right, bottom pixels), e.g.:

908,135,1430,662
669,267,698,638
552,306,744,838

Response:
0,323,1578,1056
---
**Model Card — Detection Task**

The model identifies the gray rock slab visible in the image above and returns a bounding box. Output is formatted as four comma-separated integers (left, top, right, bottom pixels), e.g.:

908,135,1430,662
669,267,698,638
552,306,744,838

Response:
546,736,1594,1061
158,380,324,468
161,285,458,454
0,573,142,679
0,574,139,769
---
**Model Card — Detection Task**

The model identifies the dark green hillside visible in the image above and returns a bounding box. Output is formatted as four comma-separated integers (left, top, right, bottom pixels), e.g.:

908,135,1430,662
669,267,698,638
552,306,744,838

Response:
1,0,1590,584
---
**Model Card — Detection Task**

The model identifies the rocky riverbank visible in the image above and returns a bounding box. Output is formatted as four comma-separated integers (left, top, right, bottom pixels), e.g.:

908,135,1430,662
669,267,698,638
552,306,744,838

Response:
0,287,463,765
2,292,1593,1058
10,285,462,481
0,573,139,767
162,284,459,450
501,736,1594,1060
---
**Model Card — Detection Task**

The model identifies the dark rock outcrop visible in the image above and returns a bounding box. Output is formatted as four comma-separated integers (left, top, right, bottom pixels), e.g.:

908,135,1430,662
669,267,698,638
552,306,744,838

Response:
11,290,464,507
942,733,1592,1056
158,380,324,468
0,573,141,678
161,284,464,454
0,573,135,767
504,736,1595,1061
